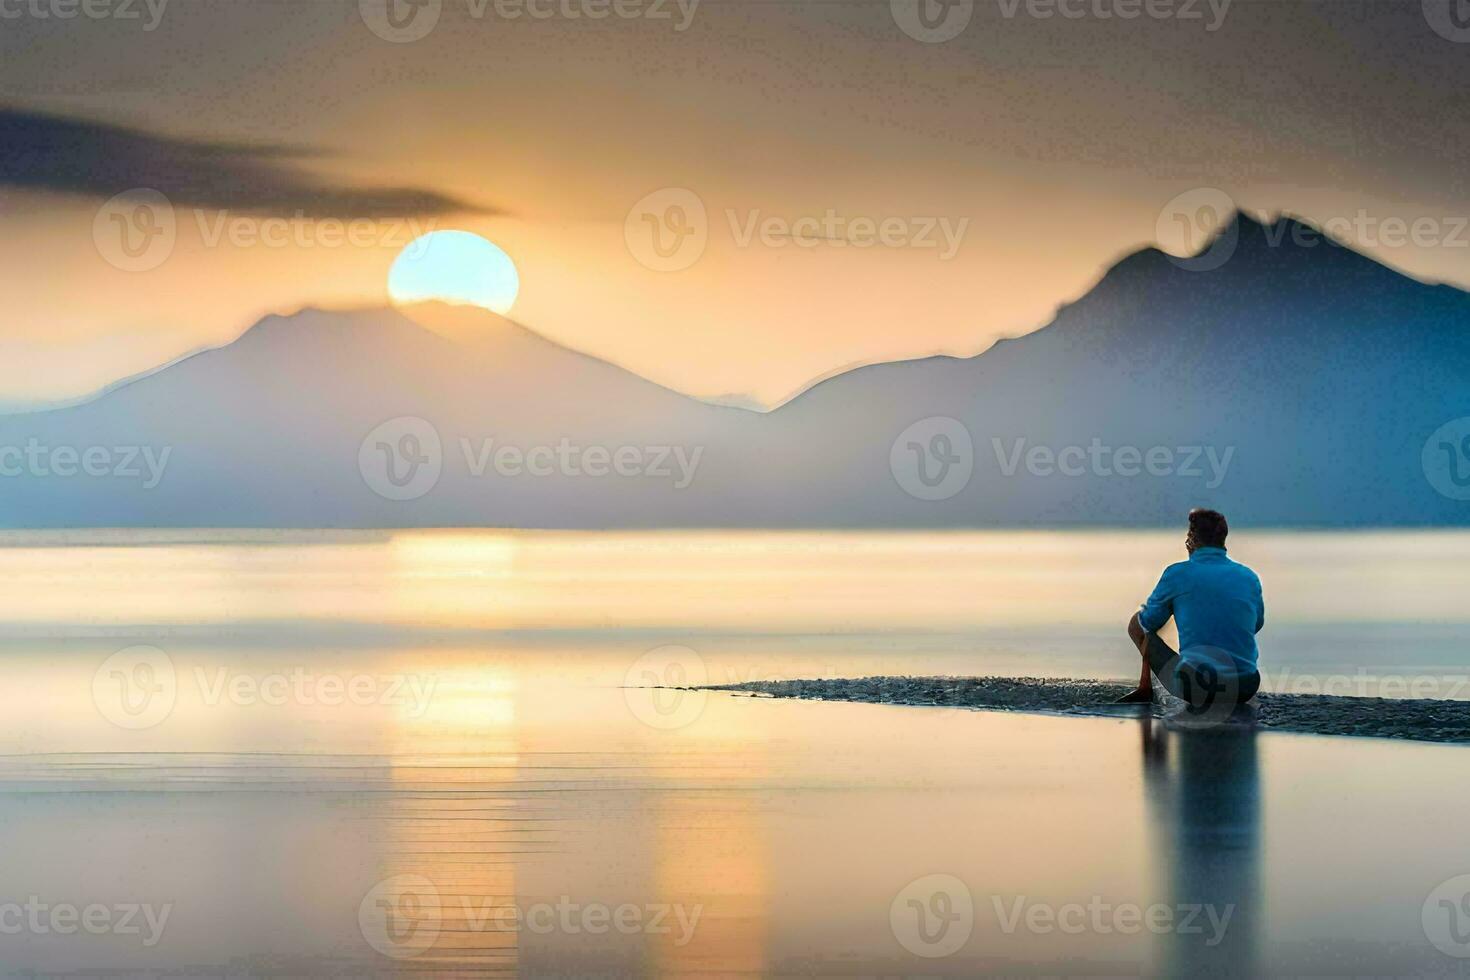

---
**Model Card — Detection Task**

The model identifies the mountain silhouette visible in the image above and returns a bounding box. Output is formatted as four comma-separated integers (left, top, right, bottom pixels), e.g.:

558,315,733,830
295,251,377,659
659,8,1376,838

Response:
2,213,1466,528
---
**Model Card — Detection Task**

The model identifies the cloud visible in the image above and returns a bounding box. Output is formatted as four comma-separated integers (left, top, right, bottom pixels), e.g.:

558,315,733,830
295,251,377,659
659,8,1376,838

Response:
0,106,488,218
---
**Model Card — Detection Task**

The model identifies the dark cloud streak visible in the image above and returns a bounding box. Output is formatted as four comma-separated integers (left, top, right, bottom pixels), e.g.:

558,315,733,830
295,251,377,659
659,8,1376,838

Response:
0,106,489,218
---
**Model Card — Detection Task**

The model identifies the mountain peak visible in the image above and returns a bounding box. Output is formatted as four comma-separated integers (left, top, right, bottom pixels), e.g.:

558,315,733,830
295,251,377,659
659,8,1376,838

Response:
395,301,540,348
3,209,1467,528
228,303,580,362
1109,206,1413,287
235,304,429,342
1205,209,1395,264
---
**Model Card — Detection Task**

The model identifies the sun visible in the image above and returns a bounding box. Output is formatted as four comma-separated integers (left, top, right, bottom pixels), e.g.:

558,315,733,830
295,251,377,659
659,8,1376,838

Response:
388,231,520,315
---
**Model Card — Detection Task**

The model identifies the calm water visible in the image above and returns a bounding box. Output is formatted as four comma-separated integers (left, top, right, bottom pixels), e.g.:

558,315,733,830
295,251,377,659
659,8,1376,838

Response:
0,529,1468,977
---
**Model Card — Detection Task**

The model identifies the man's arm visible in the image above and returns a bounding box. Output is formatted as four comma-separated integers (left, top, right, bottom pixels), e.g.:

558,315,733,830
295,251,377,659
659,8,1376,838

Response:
1119,567,1177,703
1137,566,1177,634
1253,574,1265,633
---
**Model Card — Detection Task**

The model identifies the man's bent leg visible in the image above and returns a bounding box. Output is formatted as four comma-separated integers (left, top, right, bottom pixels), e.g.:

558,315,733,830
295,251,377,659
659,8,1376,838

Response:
1117,613,1159,703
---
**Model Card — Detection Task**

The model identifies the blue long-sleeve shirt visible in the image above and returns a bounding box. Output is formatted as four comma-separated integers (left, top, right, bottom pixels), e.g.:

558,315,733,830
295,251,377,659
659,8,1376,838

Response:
1137,546,1265,676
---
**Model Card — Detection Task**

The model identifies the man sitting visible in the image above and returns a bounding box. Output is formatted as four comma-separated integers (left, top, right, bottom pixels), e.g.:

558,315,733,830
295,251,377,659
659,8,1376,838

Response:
1118,508,1265,709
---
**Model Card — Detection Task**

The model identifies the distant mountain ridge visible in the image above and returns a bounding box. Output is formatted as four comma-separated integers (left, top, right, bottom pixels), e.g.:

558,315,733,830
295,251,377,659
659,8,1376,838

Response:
1,213,1466,528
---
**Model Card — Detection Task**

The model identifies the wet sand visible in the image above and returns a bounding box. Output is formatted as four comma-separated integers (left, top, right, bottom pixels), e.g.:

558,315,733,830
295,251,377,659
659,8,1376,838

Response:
701,676,1470,743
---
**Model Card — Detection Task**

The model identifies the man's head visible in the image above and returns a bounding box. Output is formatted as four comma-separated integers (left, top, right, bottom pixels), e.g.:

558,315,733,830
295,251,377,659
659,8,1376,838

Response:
1186,508,1228,553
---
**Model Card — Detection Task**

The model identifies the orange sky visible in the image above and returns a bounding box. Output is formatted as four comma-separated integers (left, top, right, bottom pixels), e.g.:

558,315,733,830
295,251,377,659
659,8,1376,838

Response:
1,0,1467,410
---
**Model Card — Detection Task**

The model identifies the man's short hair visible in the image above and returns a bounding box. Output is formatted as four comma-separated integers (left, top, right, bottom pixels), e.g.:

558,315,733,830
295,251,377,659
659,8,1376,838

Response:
1187,508,1229,550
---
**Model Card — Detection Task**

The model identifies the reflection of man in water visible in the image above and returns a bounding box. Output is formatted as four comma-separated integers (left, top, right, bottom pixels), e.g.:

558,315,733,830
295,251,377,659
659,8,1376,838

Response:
1139,717,1261,977
1118,509,1265,707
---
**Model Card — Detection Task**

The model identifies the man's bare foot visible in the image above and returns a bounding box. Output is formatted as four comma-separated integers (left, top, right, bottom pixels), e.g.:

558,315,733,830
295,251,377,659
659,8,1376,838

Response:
1114,688,1154,704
